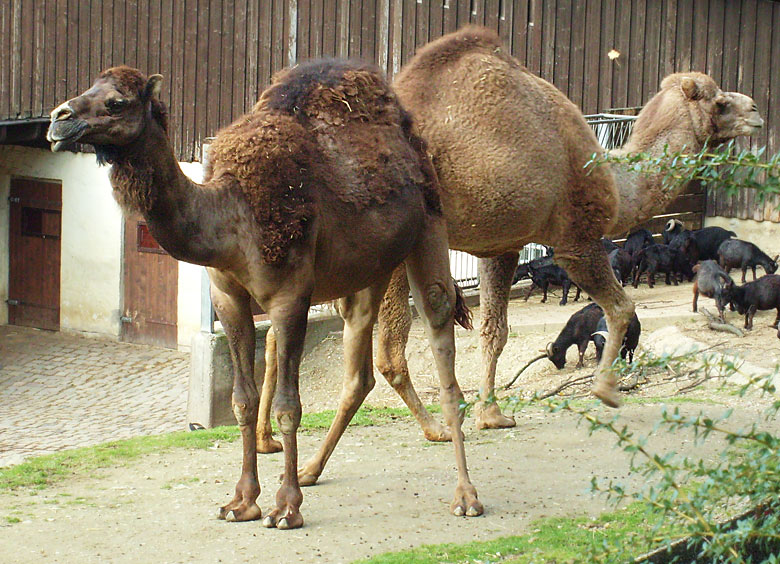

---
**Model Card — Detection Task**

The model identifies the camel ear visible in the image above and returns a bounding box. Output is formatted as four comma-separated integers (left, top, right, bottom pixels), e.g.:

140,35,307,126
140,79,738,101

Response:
680,77,702,100
143,74,164,101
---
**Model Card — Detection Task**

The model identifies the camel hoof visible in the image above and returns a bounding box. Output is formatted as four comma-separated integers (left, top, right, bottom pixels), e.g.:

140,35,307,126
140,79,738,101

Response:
423,424,452,443
262,515,276,528
453,505,465,517
218,502,262,522
466,506,482,517
476,402,516,430
257,436,283,454
592,382,622,408
298,472,319,487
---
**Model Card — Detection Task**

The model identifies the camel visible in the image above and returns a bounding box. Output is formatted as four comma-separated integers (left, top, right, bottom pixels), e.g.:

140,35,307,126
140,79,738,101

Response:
255,26,763,486
46,60,483,528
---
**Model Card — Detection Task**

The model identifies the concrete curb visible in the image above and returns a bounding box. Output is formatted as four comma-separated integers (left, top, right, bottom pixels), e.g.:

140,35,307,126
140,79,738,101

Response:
187,312,344,428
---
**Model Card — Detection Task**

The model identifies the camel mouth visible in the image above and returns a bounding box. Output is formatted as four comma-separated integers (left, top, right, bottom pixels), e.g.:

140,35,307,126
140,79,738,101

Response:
47,119,88,152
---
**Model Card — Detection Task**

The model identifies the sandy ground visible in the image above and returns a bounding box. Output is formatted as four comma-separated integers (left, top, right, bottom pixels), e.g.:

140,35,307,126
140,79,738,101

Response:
1,282,778,564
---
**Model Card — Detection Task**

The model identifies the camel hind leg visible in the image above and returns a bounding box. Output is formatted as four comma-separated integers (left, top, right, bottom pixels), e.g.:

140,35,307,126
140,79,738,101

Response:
405,216,482,517
376,265,452,442
296,280,390,486
256,326,282,453
555,241,635,408
475,253,519,430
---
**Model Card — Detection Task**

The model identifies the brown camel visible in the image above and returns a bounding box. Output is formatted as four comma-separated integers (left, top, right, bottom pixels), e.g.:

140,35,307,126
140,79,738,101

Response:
46,60,483,527
255,27,763,486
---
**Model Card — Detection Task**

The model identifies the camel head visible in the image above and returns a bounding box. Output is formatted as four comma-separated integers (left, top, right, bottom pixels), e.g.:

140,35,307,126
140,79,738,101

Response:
47,66,167,162
630,72,764,150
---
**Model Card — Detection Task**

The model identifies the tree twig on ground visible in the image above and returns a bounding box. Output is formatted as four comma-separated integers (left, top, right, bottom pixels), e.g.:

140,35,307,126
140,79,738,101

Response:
536,373,594,400
503,353,548,390
700,307,745,337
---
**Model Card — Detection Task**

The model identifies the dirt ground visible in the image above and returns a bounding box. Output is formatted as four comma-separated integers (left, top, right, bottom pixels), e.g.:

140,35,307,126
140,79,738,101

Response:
1,282,779,564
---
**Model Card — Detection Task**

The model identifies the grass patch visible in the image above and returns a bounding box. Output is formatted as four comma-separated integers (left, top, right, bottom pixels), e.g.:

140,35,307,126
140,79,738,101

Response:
354,502,663,564
0,404,431,492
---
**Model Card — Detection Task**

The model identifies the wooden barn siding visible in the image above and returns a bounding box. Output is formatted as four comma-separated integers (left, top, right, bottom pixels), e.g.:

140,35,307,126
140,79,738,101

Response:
1,0,777,217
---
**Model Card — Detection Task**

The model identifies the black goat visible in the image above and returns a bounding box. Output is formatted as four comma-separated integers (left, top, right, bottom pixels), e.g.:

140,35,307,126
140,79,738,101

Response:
623,228,654,258
692,260,735,322
591,312,641,364
632,244,691,288
692,226,736,261
729,274,780,337
717,239,778,284
546,303,603,369
662,219,685,245
515,261,581,306
608,247,632,286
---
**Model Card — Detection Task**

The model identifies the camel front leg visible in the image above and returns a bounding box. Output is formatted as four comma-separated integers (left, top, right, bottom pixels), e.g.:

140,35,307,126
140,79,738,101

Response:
406,219,482,517
262,296,310,530
256,327,282,453
209,275,262,523
475,253,519,430
555,241,635,408
376,265,452,442
297,281,389,486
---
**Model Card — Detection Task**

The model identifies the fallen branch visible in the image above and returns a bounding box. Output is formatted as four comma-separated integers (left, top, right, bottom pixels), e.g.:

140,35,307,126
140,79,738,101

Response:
700,307,745,337
536,373,594,400
503,353,548,390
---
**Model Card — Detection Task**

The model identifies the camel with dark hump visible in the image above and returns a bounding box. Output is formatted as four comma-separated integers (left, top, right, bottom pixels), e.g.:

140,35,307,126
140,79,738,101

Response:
255,26,763,486
47,60,483,527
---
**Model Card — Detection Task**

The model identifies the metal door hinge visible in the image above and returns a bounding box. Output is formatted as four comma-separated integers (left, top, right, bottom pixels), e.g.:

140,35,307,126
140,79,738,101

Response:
120,315,133,323
8,196,20,203
6,299,20,306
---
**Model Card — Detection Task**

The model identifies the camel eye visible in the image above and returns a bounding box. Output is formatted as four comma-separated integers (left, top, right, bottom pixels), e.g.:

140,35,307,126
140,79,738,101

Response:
106,98,128,114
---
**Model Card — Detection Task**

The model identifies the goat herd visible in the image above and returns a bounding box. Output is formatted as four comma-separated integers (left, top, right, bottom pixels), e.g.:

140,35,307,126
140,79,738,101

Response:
514,219,780,373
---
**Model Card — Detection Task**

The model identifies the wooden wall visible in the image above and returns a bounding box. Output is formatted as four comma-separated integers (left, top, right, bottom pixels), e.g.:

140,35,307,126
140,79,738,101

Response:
1,0,778,218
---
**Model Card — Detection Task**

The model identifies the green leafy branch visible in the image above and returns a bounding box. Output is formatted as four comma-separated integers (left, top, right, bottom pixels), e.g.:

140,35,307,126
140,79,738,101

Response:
586,140,780,200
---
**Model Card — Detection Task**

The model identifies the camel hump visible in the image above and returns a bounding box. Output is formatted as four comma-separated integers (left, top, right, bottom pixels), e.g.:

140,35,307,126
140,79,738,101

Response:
256,58,399,127
401,25,514,74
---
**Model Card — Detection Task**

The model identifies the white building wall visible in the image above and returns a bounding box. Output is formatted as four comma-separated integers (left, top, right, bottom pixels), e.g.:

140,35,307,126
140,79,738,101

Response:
0,146,206,348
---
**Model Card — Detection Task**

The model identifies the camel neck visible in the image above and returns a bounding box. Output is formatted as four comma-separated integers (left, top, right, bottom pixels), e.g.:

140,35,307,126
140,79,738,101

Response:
608,129,704,237
107,122,232,267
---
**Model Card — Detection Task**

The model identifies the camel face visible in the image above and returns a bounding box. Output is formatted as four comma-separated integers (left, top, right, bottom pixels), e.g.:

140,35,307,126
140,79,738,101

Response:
47,67,162,152
708,91,764,143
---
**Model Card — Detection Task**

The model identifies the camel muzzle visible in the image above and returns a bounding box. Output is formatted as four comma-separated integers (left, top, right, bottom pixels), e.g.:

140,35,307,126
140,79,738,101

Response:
47,119,88,152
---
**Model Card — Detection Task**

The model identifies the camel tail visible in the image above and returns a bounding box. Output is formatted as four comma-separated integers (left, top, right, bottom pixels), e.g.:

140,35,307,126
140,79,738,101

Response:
454,284,473,330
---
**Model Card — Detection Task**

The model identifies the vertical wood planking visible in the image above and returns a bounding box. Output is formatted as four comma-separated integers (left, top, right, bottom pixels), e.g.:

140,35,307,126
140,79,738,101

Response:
641,0,661,104
582,0,601,113
219,0,235,128
497,0,514,48
137,0,149,74
310,0,323,58
100,0,113,70
511,0,528,64
720,0,740,91
610,0,629,109
627,0,646,107
675,0,692,72
233,0,247,117
553,0,570,95
598,0,615,111
484,0,500,32
690,0,708,72
569,0,585,106
32,0,45,117
42,0,58,113
298,0,310,60
526,0,542,76
15,0,29,117
377,0,390,74
659,0,677,81
705,0,724,84
540,0,556,86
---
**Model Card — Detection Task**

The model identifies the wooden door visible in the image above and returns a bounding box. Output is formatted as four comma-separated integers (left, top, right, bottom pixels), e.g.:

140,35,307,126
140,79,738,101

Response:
8,178,62,331
121,217,178,349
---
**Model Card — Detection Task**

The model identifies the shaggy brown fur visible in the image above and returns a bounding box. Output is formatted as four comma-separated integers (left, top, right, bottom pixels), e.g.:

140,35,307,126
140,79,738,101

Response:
207,60,441,263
